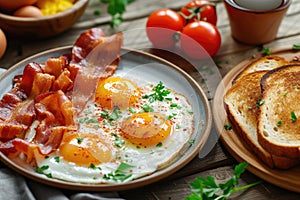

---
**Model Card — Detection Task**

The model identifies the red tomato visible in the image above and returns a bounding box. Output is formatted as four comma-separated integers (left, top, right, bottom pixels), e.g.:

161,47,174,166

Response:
146,8,185,48
180,21,221,59
181,0,217,25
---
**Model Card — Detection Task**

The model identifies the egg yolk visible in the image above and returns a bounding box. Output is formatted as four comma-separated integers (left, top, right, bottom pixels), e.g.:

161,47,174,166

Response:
95,77,140,110
120,112,172,147
59,133,113,167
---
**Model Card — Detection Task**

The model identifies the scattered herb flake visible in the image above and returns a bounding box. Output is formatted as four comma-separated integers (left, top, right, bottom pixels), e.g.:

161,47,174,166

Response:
156,142,163,147
277,120,282,127
292,44,300,50
36,165,49,174
262,47,271,56
141,104,154,112
189,139,195,146
224,124,232,130
77,137,83,144
256,99,265,107
103,162,135,182
54,156,60,163
291,111,297,122
90,163,102,170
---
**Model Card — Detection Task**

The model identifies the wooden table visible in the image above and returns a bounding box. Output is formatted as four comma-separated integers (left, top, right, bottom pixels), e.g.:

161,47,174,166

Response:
1,0,300,199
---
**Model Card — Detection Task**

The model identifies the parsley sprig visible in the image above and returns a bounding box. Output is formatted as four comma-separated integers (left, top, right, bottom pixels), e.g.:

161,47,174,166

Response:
103,162,134,182
186,162,261,200
142,81,171,103
99,0,134,27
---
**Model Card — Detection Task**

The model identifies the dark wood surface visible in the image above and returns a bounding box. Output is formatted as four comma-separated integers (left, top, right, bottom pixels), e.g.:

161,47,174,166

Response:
1,0,300,199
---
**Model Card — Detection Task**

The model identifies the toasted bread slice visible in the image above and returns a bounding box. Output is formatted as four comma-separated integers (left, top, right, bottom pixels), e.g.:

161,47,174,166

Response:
258,64,300,159
234,56,289,83
225,70,299,169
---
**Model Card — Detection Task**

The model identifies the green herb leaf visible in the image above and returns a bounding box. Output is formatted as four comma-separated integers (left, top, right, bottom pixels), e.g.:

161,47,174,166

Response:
101,107,121,121
292,44,300,50
142,81,171,103
277,120,282,126
141,104,154,112
112,133,125,148
100,0,134,28
156,142,163,147
103,162,135,182
291,111,297,122
77,137,83,144
262,47,271,56
54,156,60,163
36,165,49,174
256,99,265,107
224,124,232,130
185,162,262,200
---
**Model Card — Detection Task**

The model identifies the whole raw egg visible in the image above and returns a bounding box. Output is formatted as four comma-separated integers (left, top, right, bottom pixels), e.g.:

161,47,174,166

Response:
0,0,37,11
13,6,43,18
0,29,7,59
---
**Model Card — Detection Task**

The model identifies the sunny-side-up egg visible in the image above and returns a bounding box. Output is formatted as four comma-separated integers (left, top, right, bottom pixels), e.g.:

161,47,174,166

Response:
34,76,195,183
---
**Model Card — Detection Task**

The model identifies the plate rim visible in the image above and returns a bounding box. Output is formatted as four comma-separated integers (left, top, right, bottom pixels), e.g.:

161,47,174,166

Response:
0,46,212,191
212,47,300,193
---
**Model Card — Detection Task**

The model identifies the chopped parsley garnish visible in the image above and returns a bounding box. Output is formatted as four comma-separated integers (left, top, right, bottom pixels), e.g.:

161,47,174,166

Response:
189,139,195,146
256,99,265,107
101,107,121,121
103,162,134,182
36,165,49,174
77,137,83,144
187,110,194,115
111,133,125,148
224,124,232,130
166,113,177,120
291,111,297,122
156,142,163,147
142,81,171,103
90,163,101,170
54,156,60,163
292,44,300,50
262,47,271,56
170,103,182,109
128,107,136,113
141,104,154,112
277,120,282,127
46,173,52,178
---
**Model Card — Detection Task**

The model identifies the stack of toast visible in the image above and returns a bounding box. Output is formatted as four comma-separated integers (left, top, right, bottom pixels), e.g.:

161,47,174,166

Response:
224,55,300,169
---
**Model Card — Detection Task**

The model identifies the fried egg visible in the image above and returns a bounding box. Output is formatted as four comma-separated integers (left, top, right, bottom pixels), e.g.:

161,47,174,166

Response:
35,77,194,183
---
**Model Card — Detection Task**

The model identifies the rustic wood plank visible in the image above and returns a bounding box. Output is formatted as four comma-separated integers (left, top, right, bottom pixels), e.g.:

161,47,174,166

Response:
119,163,300,200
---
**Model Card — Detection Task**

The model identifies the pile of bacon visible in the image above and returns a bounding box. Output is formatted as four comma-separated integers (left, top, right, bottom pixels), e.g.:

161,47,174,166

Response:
0,28,123,163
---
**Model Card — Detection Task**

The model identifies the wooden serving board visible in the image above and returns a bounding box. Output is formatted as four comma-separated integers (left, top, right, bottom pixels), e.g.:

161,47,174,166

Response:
213,48,300,193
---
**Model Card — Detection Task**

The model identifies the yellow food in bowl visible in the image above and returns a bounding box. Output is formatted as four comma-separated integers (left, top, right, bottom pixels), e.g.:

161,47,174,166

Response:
37,0,75,16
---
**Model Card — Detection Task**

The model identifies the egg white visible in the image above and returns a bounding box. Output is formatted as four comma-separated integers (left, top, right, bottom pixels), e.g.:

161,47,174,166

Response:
35,78,194,183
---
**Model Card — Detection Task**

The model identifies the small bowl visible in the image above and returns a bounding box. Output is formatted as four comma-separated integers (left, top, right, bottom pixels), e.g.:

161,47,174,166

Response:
0,0,89,39
223,0,291,45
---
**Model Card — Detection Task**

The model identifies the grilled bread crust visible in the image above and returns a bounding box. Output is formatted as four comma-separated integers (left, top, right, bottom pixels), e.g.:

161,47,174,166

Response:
234,56,289,83
224,70,299,169
258,64,300,159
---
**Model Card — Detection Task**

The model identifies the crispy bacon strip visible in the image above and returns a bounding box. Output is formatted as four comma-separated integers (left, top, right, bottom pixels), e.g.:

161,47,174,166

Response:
0,28,122,165
71,31,123,112
0,90,75,159
72,28,106,63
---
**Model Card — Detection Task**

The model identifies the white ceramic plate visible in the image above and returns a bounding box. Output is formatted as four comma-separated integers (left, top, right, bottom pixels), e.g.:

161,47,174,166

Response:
0,46,212,191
